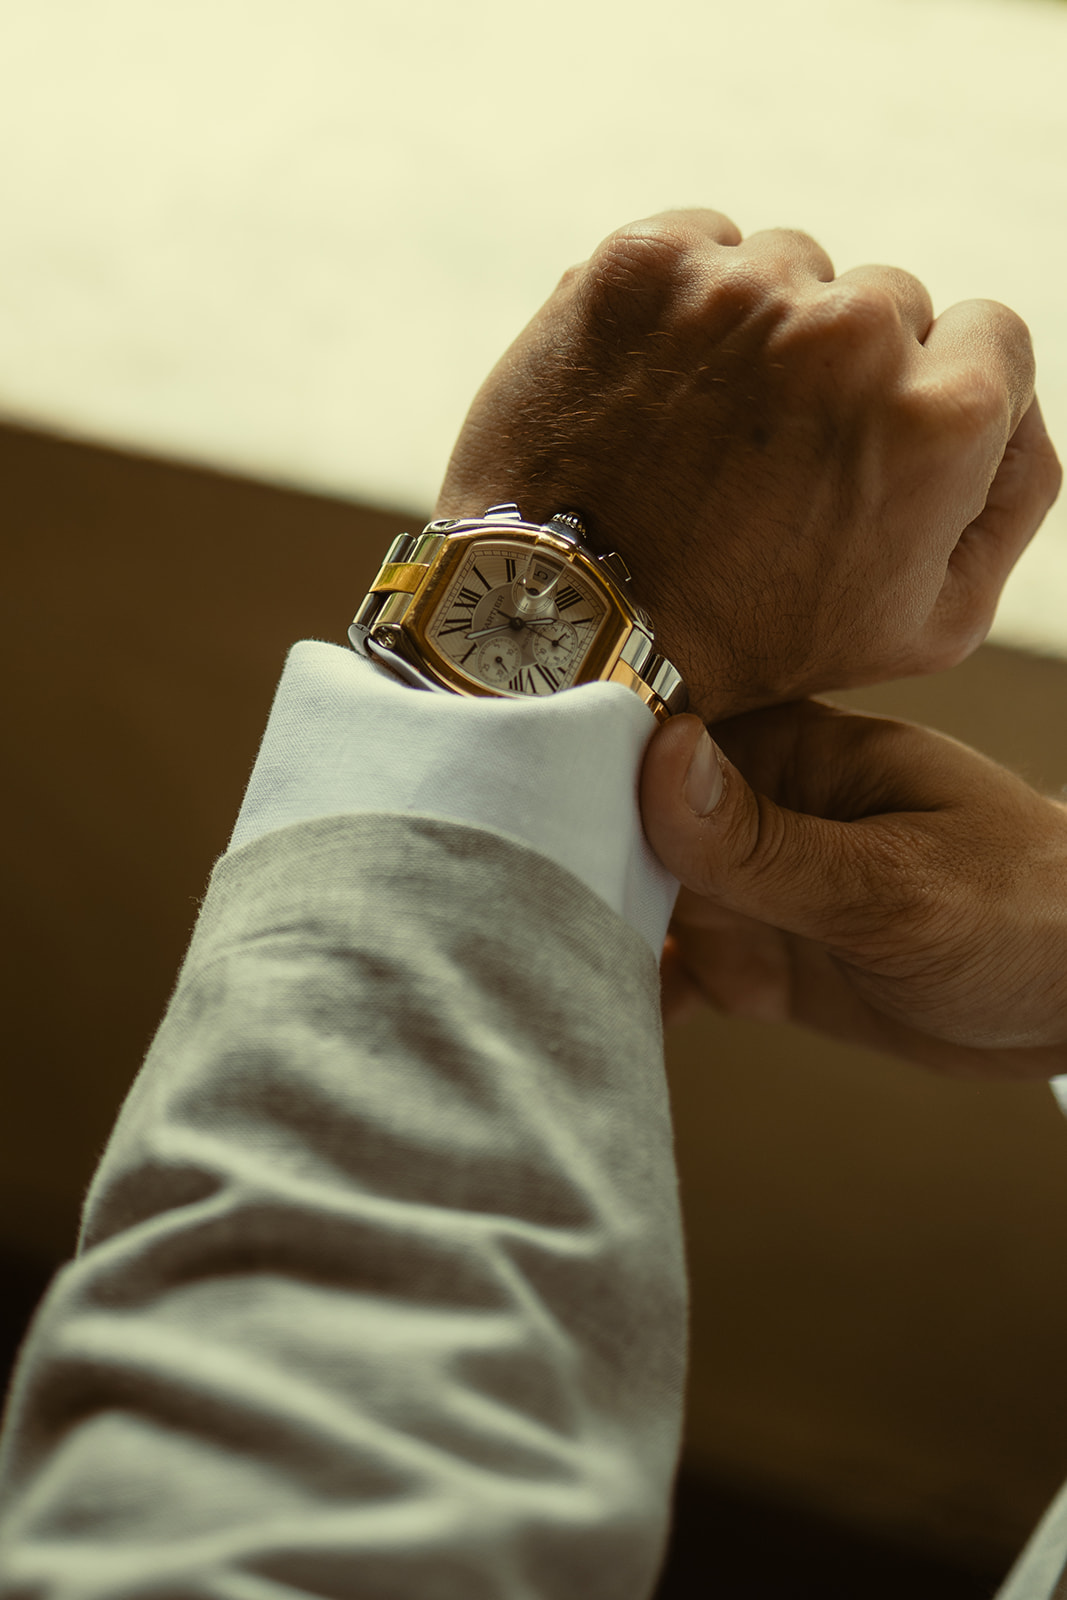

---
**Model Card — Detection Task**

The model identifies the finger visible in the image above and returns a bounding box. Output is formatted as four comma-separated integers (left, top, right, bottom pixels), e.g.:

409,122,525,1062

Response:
922,297,1036,438
926,396,1063,664
738,226,835,282
640,714,845,942
829,263,935,342
706,698,936,822
639,713,945,952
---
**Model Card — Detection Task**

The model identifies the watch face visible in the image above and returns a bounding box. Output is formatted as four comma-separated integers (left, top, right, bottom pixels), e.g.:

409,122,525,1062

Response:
427,539,608,697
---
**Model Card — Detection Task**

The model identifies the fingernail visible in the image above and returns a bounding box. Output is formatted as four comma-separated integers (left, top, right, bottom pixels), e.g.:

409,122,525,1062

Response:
683,729,724,815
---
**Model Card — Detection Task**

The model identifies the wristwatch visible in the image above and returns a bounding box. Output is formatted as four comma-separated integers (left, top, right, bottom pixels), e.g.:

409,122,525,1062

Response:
348,502,688,721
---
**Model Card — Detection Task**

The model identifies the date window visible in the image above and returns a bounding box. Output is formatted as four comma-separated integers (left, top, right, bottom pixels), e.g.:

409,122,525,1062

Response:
512,555,561,617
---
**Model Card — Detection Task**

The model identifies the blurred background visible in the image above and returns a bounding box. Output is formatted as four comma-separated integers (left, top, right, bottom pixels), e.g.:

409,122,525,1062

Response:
3,0,1067,1593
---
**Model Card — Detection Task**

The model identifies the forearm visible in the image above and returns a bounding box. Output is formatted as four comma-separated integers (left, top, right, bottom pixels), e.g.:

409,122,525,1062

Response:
0,813,685,1596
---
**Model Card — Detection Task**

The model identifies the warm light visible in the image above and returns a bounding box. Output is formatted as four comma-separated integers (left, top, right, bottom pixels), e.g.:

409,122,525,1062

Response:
0,0,1064,652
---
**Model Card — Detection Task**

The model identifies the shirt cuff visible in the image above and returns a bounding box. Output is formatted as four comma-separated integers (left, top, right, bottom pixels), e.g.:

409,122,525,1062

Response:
228,641,679,957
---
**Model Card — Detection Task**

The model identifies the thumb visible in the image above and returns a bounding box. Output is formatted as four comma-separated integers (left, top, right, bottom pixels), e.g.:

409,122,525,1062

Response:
641,714,891,949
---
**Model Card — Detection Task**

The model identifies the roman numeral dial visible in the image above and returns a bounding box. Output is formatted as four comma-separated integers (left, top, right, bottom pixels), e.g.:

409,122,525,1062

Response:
428,539,608,697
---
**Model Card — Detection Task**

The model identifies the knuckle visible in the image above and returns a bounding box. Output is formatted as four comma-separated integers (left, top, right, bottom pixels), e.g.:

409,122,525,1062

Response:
751,225,830,269
741,226,835,284
770,225,824,254
878,264,927,298
769,284,911,382
582,224,694,317
969,299,1036,412
975,298,1034,355
851,264,932,311
583,225,806,345
798,280,906,351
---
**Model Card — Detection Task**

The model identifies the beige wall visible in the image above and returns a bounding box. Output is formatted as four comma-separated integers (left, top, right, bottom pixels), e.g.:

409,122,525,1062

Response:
4,421,1067,1571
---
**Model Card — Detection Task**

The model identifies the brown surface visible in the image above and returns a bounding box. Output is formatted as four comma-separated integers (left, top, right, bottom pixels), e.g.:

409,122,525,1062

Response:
3,422,412,1254
4,419,1067,1573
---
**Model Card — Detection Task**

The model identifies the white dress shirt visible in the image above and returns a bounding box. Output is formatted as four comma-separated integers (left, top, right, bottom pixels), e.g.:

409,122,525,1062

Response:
230,640,680,959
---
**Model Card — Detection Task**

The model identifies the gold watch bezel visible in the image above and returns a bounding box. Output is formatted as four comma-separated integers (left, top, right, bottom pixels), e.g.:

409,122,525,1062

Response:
393,527,635,701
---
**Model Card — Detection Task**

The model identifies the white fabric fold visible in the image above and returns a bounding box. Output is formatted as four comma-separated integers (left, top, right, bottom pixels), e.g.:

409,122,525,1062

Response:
229,641,680,957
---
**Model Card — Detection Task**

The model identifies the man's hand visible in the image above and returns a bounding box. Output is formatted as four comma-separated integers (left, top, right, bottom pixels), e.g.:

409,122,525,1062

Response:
640,703,1067,1078
437,208,1060,722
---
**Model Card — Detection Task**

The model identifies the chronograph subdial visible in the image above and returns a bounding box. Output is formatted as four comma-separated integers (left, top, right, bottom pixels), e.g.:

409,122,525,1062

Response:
530,619,579,673
475,634,523,685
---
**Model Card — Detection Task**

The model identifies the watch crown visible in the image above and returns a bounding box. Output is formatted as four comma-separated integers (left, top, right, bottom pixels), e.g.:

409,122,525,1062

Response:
545,509,590,543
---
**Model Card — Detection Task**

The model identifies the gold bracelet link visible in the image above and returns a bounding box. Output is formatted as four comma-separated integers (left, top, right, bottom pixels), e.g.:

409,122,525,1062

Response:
370,561,430,596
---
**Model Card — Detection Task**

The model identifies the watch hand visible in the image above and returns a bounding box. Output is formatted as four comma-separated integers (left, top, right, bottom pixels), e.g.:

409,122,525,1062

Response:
464,613,563,641
465,622,514,640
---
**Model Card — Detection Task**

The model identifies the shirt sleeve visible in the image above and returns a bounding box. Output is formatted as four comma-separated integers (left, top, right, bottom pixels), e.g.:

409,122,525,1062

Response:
0,653,688,1600
229,641,679,958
